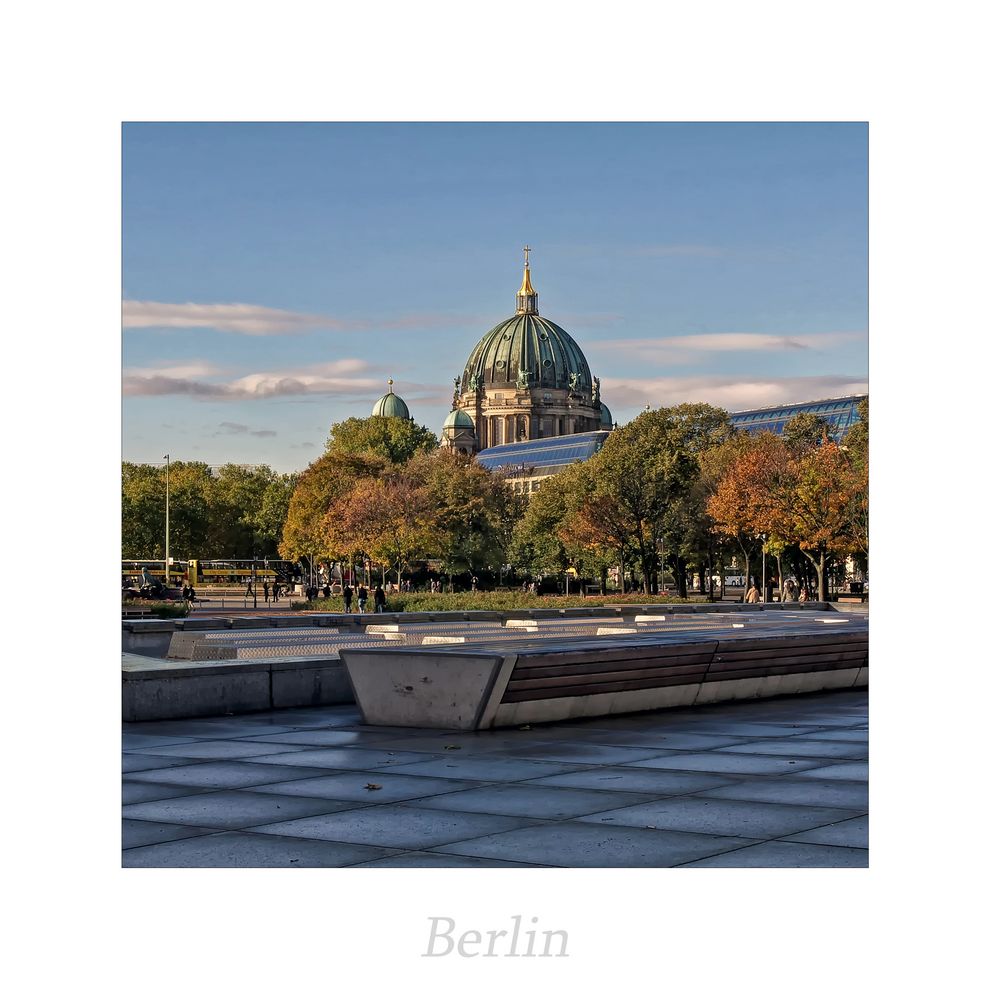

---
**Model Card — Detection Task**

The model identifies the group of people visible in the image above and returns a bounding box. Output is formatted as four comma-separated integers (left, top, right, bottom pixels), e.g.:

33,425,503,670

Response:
745,579,814,603
180,583,197,607
340,584,386,614
244,579,285,603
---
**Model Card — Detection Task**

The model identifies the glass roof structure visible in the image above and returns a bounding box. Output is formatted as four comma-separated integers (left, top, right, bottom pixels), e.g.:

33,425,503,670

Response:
476,431,610,475
730,394,866,441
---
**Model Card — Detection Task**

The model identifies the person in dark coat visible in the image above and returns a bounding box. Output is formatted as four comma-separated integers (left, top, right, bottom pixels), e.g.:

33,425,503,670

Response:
263,581,270,603
357,586,368,613
374,585,386,613
343,585,353,613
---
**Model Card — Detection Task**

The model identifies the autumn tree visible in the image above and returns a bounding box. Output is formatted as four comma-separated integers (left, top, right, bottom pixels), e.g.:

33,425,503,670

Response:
323,472,439,585
708,431,863,599
278,451,386,565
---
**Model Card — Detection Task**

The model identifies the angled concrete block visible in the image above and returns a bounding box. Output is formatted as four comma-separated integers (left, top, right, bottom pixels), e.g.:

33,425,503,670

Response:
340,649,506,729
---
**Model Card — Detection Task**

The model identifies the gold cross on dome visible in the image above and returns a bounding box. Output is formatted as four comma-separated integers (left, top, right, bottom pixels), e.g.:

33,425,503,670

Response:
523,245,531,267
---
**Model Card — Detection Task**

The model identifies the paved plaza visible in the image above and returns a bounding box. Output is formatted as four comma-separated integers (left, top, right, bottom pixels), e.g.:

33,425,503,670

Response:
122,688,868,867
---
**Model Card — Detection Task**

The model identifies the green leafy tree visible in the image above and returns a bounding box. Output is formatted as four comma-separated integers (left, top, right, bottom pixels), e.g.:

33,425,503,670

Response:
783,412,833,453
326,415,438,464
590,403,734,595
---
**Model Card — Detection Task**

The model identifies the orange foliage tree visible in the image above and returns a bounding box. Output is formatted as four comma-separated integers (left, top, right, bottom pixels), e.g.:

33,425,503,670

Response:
707,432,861,599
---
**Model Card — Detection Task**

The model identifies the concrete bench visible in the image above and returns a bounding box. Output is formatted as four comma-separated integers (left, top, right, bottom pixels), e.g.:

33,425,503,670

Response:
169,627,342,660
339,620,868,730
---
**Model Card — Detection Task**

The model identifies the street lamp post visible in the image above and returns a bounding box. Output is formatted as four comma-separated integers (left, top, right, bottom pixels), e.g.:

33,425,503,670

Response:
163,454,170,588
761,534,768,603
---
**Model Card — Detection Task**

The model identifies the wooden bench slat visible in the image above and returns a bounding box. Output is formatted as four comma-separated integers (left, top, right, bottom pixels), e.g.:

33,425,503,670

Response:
512,650,716,681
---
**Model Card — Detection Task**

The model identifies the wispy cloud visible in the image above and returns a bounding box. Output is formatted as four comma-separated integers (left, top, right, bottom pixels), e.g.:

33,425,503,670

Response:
124,361,227,379
123,301,484,336
213,422,277,438
123,358,380,400
588,331,865,366
600,373,868,415
122,300,348,335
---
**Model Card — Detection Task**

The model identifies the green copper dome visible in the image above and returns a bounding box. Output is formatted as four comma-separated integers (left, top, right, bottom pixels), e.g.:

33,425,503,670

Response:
462,253,593,393
443,408,475,430
371,380,410,420
598,402,614,429
462,314,592,392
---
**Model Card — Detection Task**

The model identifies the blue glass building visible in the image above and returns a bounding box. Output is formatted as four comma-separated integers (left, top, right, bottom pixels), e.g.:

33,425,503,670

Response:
729,394,866,441
475,431,610,492
475,395,867,492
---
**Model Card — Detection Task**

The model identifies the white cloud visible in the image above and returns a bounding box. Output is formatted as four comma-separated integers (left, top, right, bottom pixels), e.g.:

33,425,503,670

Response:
123,300,348,335
122,301,483,336
588,331,865,366
123,357,380,399
124,361,225,379
600,373,868,415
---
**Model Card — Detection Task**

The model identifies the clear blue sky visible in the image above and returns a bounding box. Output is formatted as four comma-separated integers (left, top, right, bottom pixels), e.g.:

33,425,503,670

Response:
123,122,867,471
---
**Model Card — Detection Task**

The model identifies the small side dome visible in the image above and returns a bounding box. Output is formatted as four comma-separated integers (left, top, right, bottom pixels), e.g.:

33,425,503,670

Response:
443,408,475,430
598,402,614,430
371,379,410,420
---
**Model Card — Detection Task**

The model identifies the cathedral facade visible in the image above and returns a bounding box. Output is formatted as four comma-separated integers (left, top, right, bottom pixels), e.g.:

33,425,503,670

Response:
441,249,612,454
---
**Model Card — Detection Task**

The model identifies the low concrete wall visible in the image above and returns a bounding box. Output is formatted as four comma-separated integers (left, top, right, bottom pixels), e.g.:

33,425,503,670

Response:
122,652,354,722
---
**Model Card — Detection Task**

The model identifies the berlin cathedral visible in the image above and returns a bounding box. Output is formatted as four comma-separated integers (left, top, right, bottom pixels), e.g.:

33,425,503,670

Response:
370,247,613,462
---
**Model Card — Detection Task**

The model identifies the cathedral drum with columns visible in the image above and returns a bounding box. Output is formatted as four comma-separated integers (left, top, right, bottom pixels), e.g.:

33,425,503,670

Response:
441,249,612,454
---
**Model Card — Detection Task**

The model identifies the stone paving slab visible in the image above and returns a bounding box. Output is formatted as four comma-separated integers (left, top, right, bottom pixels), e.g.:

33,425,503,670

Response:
250,804,542,851
717,738,868,759
783,814,869,848
123,789,361,829
522,767,740,797
573,796,862,840
409,783,662,820
792,762,869,781
123,819,221,849
122,753,211,774
435,821,758,867
122,688,869,867
350,851,547,868
132,739,310,760
250,772,484,804
122,780,208,805
383,756,595,783
123,831,397,868
679,840,868,867
126,760,342,790
621,752,832,775
700,777,868,810
243,747,445,770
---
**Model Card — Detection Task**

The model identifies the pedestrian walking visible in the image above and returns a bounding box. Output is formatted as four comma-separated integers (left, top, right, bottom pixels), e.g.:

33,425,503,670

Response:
272,582,280,602
343,585,353,613
374,585,386,613
745,583,760,603
245,579,253,598
471,575,478,592
357,586,368,613
799,586,809,604
263,581,270,604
